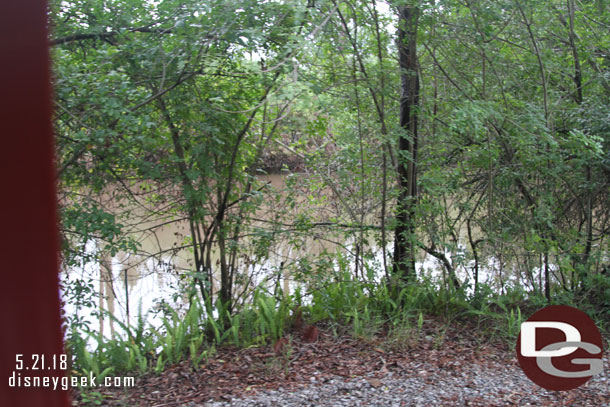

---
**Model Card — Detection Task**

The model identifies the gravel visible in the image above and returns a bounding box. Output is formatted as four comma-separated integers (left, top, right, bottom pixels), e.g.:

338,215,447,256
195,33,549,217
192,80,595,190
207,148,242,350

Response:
193,355,609,407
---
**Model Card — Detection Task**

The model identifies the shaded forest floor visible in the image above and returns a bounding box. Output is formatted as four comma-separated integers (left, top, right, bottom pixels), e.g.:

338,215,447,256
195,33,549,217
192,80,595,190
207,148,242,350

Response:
75,317,609,406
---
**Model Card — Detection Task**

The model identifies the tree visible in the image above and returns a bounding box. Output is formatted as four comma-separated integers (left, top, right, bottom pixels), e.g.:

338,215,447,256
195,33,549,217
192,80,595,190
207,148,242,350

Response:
393,3,420,285
52,0,338,321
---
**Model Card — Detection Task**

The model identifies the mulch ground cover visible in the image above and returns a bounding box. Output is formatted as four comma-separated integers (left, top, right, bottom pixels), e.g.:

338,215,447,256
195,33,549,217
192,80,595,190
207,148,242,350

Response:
71,317,608,406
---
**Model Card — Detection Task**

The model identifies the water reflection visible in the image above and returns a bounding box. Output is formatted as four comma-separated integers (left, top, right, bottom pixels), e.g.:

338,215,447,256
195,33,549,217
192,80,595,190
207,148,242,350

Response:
61,174,532,340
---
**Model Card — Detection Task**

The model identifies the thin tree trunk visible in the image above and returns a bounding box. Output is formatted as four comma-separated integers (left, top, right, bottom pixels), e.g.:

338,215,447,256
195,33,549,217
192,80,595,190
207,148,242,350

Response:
566,0,592,277
157,97,209,302
467,218,480,295
544,252,551,302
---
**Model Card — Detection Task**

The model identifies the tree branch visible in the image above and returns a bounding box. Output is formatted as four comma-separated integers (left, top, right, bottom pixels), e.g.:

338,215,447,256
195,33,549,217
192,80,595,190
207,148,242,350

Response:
50,26,181,46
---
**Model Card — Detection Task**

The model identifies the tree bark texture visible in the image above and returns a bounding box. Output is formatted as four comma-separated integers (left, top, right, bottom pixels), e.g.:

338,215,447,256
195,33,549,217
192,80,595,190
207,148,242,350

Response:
393,5,420,283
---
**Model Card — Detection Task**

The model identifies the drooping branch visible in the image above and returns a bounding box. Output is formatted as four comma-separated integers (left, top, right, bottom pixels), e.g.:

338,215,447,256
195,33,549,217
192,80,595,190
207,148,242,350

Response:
50,26,181,46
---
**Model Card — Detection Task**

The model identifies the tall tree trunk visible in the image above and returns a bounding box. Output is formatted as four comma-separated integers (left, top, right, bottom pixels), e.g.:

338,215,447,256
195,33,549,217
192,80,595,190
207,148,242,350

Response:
566,0,592,279
393,5,420,284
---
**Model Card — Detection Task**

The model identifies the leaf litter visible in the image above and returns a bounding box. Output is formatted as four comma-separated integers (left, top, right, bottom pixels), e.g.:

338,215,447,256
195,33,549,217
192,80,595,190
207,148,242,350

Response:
75,318,609,406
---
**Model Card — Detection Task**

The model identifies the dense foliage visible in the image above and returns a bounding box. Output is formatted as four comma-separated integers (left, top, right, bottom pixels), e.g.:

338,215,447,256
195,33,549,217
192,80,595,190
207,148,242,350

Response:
50,0,609,383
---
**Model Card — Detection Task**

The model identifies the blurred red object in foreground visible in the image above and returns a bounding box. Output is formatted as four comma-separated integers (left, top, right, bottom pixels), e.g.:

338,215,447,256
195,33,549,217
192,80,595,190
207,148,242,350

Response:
0,1,69,406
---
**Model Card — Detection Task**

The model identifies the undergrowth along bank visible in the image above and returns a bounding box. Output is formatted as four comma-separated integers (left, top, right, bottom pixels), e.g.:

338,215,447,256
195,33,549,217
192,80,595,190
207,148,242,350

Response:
66,271,610,388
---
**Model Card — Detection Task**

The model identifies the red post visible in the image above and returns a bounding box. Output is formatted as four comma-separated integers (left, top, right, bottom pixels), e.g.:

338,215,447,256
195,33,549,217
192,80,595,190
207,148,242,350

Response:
0,1,69,406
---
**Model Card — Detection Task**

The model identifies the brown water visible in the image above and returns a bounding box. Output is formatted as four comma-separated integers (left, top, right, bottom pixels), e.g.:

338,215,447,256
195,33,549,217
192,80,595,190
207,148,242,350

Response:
62,173,515,337
62,174,349,335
